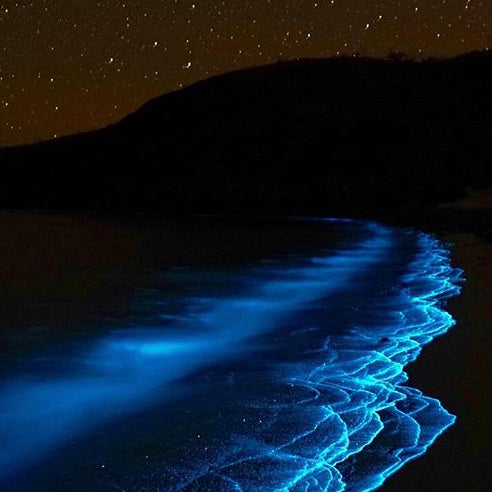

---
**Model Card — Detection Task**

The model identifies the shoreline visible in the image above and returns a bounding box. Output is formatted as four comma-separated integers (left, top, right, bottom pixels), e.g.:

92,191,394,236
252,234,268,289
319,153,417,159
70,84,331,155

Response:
381,230,491,492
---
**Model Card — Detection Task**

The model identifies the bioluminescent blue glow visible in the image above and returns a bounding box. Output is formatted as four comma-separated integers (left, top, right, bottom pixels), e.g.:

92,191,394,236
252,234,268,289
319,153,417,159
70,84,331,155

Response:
0,220,462,492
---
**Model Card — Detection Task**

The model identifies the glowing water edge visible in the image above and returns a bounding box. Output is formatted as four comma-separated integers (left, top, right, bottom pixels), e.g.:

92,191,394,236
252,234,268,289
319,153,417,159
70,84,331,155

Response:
0,219,463,492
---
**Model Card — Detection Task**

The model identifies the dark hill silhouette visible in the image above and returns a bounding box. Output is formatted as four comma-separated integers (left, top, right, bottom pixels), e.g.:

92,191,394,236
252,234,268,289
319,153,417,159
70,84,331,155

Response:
1,51,491,217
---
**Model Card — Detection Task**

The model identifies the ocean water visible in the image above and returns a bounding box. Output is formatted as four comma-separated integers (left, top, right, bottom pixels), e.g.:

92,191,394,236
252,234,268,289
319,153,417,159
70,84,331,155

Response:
0,217,462,491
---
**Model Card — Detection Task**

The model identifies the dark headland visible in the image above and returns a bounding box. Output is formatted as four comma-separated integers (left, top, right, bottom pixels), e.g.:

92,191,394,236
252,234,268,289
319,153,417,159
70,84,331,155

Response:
0,51,491,221
0,52,491,491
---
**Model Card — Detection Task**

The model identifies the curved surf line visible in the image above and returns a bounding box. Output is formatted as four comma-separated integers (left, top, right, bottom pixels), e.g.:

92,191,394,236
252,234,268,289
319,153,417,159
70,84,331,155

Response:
178,231,462,492
0,220,394,482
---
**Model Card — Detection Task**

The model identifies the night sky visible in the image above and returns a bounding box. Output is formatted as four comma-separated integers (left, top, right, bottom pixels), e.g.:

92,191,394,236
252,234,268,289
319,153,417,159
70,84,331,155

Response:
0,1,490,147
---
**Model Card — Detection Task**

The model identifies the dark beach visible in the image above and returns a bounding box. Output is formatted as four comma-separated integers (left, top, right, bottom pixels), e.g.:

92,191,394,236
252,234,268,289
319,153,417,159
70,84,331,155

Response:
380,199,492,492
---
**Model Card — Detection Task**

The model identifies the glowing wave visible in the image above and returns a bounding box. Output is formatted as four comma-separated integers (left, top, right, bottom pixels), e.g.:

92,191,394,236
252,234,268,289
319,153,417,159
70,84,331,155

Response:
165,232,462,492
0,221,462,492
